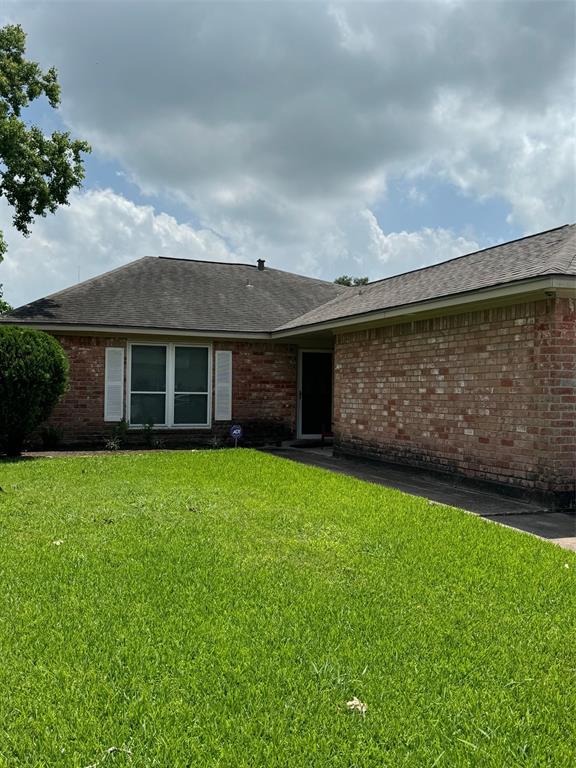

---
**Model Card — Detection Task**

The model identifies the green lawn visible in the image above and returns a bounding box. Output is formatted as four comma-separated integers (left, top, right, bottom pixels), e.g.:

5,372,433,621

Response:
0,450,574,767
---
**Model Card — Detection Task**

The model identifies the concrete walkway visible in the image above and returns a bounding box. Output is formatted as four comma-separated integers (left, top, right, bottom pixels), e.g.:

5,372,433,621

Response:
262,446,576,552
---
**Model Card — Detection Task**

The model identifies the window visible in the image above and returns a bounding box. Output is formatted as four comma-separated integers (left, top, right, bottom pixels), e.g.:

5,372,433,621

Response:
174,347,209,424
130,345,167,425
129,344,210,427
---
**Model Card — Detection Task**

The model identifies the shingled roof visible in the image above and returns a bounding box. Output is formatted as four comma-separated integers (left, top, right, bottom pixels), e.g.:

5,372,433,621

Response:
4,257,350,333
3,224,575,336
276,223,576,331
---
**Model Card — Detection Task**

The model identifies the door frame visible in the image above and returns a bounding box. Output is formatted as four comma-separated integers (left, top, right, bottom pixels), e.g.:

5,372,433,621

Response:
297,349,333,439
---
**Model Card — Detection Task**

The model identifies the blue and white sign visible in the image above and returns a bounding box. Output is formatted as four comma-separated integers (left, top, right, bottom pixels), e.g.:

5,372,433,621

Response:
229,424,243,443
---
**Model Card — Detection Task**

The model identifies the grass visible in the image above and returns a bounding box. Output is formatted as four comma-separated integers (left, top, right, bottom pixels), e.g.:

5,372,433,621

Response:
0,449,574,767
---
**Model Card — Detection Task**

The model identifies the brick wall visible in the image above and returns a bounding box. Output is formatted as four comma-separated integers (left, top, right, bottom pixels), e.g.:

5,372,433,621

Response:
533,297,576,496
214,340,297,436
47,335,127,444
333,297,576,502
43,335,297,447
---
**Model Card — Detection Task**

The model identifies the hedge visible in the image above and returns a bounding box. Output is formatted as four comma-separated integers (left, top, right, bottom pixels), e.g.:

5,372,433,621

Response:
0,326,68,455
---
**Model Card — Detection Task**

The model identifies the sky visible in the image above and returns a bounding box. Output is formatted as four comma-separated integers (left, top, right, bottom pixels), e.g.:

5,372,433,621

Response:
0,0,575,308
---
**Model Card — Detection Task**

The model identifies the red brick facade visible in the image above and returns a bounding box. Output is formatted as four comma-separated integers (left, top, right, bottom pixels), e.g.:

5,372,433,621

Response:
45,335,297,446
47,335,127,444
333,297,576,503
40,296,575,504
214,340,297,429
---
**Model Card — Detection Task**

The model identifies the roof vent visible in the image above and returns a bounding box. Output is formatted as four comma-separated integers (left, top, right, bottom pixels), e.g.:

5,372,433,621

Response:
257,259,265,271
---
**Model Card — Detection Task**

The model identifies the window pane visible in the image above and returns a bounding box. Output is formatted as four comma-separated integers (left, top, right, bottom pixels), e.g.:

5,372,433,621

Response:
131,346,166,391
131,394,166,425
174,394,208,424
175,347,208,392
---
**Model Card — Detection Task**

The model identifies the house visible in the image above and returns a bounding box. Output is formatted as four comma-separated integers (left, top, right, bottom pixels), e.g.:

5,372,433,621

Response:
3,224,575,507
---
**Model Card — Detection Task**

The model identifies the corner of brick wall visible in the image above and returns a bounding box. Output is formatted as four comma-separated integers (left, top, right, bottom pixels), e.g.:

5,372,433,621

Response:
333,297,576,500
533,296,576,495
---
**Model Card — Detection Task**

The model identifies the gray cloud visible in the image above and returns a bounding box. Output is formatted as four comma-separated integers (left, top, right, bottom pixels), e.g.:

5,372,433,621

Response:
3,0,575,299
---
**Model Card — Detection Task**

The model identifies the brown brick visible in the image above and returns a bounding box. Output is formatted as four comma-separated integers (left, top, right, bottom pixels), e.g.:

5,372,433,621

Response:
43,336,297,446
333,297,575,494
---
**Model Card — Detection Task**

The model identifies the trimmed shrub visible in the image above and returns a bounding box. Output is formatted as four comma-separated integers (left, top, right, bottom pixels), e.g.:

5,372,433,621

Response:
0,326,68,456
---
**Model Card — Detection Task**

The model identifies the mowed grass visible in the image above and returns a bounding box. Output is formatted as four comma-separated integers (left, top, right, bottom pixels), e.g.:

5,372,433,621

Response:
0,450,574,767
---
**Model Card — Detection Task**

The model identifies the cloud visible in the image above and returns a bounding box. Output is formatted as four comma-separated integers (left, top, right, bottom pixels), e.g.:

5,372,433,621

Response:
422,89,576,230
0,189,234,306
1,0,574,301
374,225,479,272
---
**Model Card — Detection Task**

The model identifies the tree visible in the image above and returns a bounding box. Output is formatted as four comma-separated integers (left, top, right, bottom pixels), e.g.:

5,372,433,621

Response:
0,24,90,262
0,326,68,456
0,284,11,314
334,275,369,286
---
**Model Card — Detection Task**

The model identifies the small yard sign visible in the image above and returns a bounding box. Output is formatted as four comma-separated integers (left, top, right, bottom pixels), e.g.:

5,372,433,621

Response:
229,424,243,447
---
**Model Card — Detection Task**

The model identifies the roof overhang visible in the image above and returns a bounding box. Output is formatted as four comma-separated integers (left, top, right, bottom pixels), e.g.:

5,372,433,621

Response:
271,275,576,338
0,323,272,340
2,275,574,340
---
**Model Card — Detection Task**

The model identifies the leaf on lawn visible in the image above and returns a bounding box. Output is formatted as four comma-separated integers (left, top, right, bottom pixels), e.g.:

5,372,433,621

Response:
346,696,367,715
83,745,132,768
565,563,570,569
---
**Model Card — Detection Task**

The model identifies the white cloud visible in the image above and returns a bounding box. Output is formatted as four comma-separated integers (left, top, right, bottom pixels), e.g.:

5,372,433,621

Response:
423,93,576,229
375,226,479,273
0,189,235,306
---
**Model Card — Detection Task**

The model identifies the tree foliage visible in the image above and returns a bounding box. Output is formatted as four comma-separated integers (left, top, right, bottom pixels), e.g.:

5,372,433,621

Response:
0,326,68,455
334,275,369,286
0,24,90,261
0,284,11,314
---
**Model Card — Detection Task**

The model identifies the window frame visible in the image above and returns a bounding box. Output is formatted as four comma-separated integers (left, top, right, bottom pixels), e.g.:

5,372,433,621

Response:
127,342,212,429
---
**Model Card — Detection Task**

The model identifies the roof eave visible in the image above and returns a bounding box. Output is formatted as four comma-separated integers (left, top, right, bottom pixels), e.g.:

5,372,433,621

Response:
0,320,273,340
2,275,573,340
271,274,576,338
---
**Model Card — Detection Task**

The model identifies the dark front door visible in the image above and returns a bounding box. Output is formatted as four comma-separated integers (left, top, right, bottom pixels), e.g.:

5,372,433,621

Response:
299,351,333,437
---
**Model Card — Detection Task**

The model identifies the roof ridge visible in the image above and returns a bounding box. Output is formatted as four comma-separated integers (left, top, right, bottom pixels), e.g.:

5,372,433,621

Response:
158,256,256,267
363,223,574,289
157,255,353,289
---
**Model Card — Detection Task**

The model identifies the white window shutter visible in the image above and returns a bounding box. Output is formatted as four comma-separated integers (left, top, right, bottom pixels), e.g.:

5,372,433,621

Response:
214,350,232,421
104,347,125,422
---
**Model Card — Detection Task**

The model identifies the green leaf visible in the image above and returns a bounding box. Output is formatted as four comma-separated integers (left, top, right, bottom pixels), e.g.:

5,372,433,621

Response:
0,23,91,265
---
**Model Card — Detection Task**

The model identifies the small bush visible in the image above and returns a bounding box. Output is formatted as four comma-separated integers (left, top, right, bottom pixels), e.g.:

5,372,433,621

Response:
113,418,129,444
105,419,129,451
143,420,155,448
0,326,68,456
105,436,121,451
